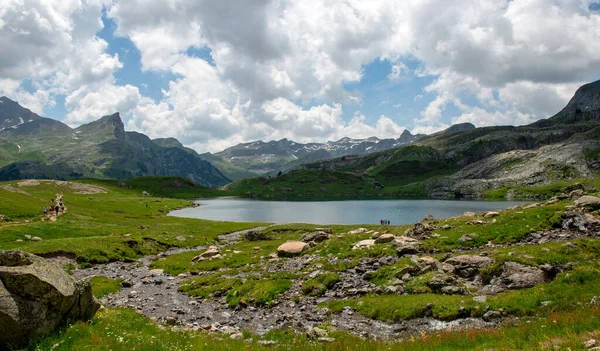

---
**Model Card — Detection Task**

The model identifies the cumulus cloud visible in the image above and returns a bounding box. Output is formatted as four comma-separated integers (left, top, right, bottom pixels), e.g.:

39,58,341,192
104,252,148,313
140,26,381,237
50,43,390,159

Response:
65,84,149,125
0,0,125,118
2,0,600,152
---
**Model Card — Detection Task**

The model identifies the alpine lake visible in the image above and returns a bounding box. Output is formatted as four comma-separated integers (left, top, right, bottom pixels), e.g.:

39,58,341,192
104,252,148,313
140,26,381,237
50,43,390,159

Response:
169,197,531,225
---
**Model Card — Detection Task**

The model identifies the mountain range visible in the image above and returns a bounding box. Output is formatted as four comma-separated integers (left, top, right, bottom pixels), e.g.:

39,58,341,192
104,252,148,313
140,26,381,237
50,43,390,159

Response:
202,128,427,179
1,79,599,193
224,80,600,199
0,97,229,187
0,96,435,185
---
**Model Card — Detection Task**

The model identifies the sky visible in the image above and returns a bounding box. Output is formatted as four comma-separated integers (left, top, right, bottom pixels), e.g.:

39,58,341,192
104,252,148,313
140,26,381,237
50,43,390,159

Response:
1,1,600,153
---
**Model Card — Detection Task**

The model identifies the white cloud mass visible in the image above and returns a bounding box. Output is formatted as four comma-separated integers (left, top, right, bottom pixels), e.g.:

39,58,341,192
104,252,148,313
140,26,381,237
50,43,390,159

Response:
1,0,600,151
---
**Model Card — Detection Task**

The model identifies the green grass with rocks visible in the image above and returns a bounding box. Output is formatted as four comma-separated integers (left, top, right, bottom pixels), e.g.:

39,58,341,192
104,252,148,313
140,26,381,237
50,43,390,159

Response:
4,177,600,350
33,305,600,350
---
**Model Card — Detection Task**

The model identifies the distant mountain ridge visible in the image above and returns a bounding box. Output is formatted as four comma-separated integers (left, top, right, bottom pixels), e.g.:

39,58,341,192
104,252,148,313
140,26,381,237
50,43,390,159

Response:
224,79,600,200
204,130,426,177
0,98,230,187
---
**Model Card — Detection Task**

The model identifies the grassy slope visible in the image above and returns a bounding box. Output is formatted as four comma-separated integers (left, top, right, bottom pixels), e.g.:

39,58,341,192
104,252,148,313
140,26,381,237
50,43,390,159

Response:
0,177,262,263
78,176,233,199
224,169,432,200
4,177,600,350
34,202,600,349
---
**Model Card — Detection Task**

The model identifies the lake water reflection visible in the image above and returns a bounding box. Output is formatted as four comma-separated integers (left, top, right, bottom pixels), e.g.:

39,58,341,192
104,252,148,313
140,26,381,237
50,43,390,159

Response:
169,197,530,225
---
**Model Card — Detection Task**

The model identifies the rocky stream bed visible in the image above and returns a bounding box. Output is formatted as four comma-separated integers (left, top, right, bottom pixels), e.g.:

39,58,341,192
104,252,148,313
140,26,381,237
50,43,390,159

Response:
69,198,600,341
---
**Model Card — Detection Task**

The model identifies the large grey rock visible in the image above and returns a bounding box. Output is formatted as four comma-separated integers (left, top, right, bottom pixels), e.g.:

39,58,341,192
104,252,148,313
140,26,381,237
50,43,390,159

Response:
445,255,492,278
493,262,547,290
575,196,600,210
0,250,100,347
392,236,422,256
300,231,330,243
426,273,456,291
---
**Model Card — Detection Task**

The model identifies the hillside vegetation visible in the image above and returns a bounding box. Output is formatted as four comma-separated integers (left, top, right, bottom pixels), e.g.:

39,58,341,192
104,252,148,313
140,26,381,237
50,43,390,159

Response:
0,97,230,187
226,81,600,200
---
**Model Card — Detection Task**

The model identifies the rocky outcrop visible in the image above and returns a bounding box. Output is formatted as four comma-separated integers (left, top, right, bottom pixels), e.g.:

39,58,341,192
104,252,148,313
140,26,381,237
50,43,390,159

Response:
481,262,551,295
444,255,492,279
575,196,600,210
300,231,331,244
0,250,100,347
392,236,423,256
403,222,434,239
243,230,270,241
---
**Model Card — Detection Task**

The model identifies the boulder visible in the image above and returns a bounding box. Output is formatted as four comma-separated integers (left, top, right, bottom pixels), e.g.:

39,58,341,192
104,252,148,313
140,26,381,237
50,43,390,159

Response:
575,196,600,210
444,255,492,278
482,310,503,322
277,241,310,257
403,222,433,239
569,189,584,200
141,191,150,197
352,239,376,251
374,233,395,244
0,250,100,347
192,246,221,262
562,211,597,232
300,231,330,243
493,262,547,290
392,236,422,256
421,214,435,223
426,273,456,291
243,230,270,241
484,211,500,218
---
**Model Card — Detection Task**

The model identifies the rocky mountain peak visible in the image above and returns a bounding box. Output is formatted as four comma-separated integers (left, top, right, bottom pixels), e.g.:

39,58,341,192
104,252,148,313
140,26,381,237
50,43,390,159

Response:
75,112,125,141
0,96,42,130
560,79,600,114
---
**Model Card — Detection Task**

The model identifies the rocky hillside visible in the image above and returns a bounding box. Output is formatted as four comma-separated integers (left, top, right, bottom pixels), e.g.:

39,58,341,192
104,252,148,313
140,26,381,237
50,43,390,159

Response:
227,80,600,199
0,98,230,187
205,129,423,178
